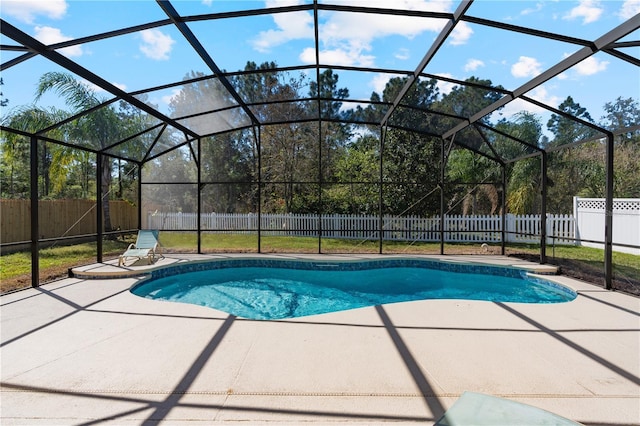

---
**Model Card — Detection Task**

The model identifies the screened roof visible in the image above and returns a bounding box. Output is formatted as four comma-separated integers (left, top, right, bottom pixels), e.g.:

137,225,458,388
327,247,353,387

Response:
1,0,639,164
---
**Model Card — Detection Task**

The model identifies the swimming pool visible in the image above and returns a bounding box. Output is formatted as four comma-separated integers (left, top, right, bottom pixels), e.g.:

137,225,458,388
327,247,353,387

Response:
130,258,576,320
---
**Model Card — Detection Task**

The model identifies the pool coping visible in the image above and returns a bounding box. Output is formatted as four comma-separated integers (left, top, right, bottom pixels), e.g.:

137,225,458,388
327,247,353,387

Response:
70,253,559,281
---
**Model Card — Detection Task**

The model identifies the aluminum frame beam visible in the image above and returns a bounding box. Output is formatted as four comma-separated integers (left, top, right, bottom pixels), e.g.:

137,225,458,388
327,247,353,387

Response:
0,20,200,141
156,0,260,127
381,0,474,126
443,14,640,139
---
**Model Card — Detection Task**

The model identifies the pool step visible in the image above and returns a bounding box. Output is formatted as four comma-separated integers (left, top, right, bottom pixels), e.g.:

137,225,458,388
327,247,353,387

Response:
510,263,559,275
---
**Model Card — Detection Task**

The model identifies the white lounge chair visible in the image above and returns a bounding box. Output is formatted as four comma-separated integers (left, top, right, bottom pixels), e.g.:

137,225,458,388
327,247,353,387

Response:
434,391,581,425
118,230,162,266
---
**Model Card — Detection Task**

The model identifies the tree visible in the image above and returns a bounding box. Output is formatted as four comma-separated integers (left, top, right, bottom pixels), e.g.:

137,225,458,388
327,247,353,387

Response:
600,96,640,137
378,77,442,215
163,71,255,213
232,62,318,213
142,144,198,214
1,106,72,198
0,131,30,198
0,77,8,107
599,97,640,197
446,149,501,215
307,69,352,182
323,134,380,214
436,77,505,214
435,77,504,149
546,96,598,212
546,96,596,147
496,112,545,215
34,72,126,231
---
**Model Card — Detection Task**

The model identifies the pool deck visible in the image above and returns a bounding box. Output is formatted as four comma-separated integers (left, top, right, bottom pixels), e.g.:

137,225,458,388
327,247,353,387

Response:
1,254,639,425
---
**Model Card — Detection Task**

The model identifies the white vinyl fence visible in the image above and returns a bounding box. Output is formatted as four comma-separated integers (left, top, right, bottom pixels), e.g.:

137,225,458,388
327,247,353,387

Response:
147,212,575,245
574,197,640,255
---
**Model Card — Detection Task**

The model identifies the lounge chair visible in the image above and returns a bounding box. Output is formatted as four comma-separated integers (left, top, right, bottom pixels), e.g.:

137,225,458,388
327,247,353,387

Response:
118,230,162,266
434,391,581,425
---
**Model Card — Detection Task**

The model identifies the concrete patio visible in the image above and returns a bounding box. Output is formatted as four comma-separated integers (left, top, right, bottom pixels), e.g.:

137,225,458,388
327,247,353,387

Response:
1,254,639,425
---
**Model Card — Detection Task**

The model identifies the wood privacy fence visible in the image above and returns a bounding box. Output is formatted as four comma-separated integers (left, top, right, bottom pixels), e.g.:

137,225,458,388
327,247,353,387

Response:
1,199,137,243
146,212,575,244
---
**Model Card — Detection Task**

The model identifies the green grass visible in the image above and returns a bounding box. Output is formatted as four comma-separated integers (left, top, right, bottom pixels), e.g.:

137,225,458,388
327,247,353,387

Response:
1,240,129,293
549,244,640,283
1,241,126,276
506,242,640,268
2,233,638,294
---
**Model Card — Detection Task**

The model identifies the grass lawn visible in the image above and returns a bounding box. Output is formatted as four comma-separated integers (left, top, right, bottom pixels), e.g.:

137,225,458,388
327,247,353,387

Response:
2,233,638,295
1,240,129,293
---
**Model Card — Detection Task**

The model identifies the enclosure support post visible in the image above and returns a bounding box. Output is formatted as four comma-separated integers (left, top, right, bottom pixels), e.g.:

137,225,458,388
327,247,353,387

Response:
30,136,39,288
313,2,323,254
197,138,202,254
440,138,446,255
379,126,386,254
96,153,103,263
137,164,142,230
604,133,614,290
255,126,262,253
501,164,506,255
317,119,323,255
540,151,547,264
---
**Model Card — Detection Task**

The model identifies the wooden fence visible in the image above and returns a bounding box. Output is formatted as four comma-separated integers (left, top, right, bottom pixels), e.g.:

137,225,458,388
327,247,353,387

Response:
146,212,575,244
1,199,137,243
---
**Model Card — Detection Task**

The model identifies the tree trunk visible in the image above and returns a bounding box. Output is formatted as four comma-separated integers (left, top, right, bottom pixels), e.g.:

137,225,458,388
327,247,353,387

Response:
101,158,112,232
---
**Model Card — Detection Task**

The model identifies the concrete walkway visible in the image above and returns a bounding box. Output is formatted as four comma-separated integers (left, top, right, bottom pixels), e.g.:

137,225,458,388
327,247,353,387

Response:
1,255,639,425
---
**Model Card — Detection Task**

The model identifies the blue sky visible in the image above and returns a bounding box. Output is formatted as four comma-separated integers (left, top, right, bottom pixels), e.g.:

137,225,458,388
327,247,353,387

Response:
1,0,639,128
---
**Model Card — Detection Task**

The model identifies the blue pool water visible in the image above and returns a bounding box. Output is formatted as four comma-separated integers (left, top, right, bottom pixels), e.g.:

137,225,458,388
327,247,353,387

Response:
131,259,576,319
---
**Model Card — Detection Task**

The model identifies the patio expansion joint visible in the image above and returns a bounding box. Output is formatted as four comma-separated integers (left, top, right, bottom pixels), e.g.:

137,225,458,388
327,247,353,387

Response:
2,385,636,400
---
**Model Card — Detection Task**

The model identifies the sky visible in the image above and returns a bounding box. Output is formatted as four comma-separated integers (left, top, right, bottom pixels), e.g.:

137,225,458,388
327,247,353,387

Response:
1,0,639,130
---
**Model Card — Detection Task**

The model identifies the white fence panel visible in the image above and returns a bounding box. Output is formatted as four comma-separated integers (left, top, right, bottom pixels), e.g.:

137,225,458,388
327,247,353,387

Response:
445,215,502,243
146,212,578,245
574,197,640,255
548,214,575,244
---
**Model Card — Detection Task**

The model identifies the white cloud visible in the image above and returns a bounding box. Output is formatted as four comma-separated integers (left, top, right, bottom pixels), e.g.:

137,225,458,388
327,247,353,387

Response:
34,26,82,57
139,29,175,60
511,56,542,78
524,85,561,110
395,48,410,61
112,82,128,92
300,47,375,67
320,2,450,46
80,79,125,95
161,88,182,106
434,73,456,96
521,2,544,16
449,21,473,46
1,0,67,24
202,0,213,6
563,0,603,24
618,0,640,19
573,56,609,75
299,47,316,64
499,85,560,118
253,0,455,66
370,73,398,95
251,3,314,53
81,80,105,94
464,58,484,72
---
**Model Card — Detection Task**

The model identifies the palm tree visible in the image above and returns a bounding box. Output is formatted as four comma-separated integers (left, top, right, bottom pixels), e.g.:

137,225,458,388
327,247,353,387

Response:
34,72,124,232
1,106,71,197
